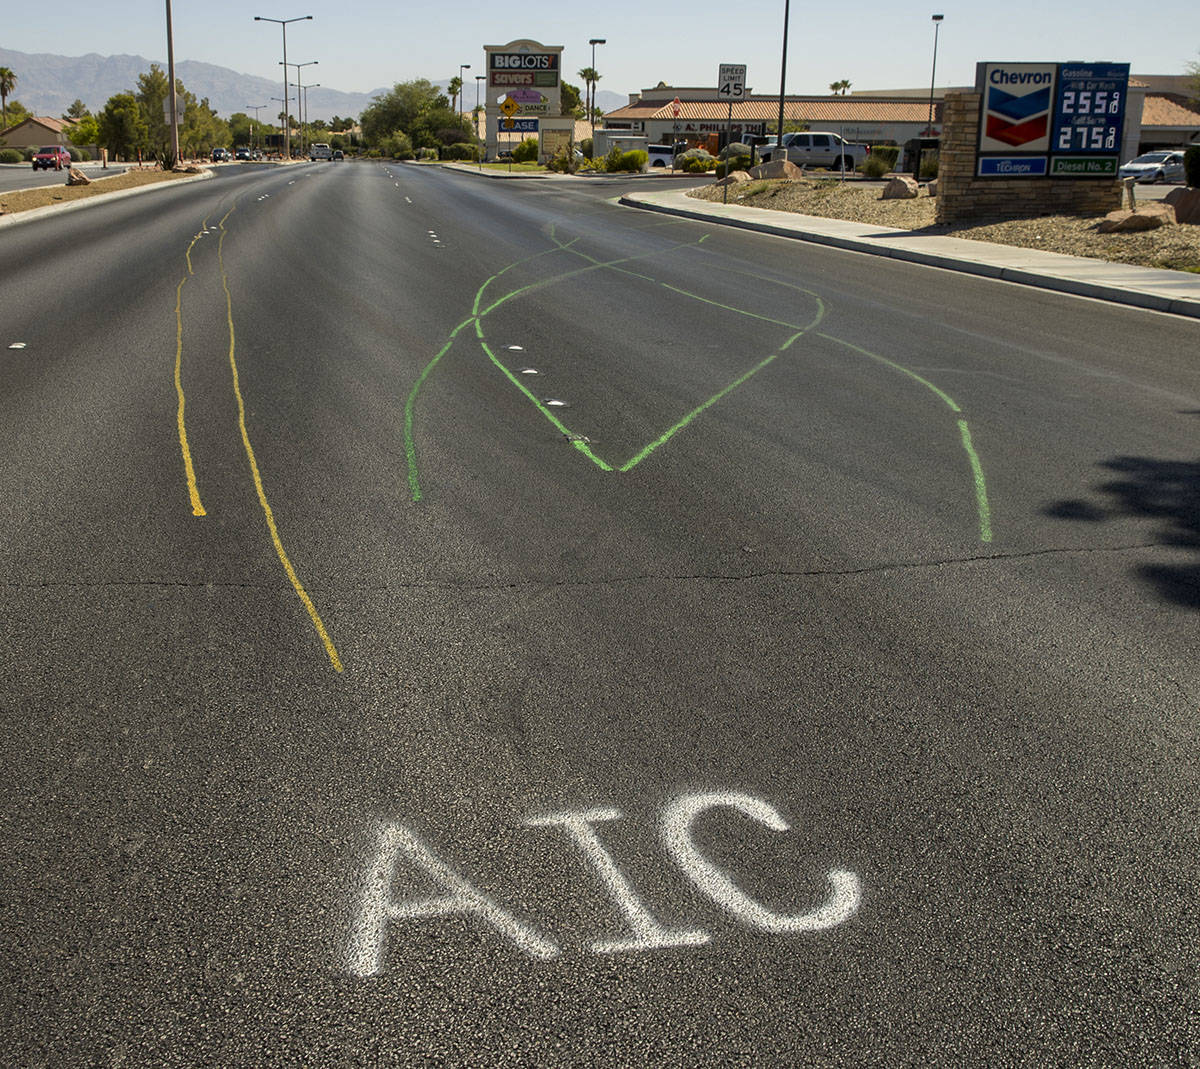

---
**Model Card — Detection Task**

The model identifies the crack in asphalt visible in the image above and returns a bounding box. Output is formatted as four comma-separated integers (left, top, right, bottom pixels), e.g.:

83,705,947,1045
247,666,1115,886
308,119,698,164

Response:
0,541,1171,592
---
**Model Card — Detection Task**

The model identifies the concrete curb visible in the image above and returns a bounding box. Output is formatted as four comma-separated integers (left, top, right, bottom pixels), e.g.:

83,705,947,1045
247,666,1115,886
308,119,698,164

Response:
0,168,215,232
619,190,1200,321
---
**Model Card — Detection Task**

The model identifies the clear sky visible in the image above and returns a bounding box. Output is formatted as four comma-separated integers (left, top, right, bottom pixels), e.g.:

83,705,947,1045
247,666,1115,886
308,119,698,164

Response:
5,0,1197,99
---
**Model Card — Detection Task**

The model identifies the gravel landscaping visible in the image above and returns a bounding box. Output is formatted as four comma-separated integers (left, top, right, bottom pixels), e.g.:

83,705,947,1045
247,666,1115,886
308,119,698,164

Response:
0,168,195,216
688,178,1200,273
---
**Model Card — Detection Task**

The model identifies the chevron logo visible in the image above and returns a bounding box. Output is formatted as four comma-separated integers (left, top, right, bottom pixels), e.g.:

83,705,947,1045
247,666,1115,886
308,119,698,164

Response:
985,113,1049,146
985,85,1051,147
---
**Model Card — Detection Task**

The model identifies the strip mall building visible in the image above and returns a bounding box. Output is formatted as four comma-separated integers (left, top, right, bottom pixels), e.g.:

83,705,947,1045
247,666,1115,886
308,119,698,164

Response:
601,77,1200,155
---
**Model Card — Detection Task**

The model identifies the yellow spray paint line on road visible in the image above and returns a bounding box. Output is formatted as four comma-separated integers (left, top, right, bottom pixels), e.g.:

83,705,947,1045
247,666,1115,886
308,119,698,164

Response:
216,207,344,672
173,212,216,518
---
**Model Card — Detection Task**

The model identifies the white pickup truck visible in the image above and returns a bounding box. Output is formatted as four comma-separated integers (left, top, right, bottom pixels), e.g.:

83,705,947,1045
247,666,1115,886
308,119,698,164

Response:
764,131,869,171
646,142,688,169
309,143,333,161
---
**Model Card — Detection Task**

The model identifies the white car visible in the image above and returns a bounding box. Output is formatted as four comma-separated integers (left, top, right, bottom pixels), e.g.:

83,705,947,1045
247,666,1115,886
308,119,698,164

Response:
1118,151,1185,184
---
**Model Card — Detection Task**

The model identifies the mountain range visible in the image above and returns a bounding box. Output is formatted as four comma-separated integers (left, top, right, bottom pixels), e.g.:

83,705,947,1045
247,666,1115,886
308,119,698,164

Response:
0,47,629,123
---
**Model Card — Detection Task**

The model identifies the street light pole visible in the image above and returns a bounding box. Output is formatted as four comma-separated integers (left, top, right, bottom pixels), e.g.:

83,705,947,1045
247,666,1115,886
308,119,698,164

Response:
254,14,312,160
777,0,791,152
282,59,317,154
927,14,944,131
475,74,485,155
458,64,471,118
588,38,606,142
165,0,180,165
247,104,267,152
293,81,319,155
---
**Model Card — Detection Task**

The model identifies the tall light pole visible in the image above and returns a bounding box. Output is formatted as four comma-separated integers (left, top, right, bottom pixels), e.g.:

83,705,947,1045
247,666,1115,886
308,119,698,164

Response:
293,80,319,155
165,0,180,165
254,14,312,160
475,74,485,143
282,59,318,153
588,38,606,141
458,64,471,117
247,104,267,152
270,96,288,154
777,0,791,151
928,14,944,132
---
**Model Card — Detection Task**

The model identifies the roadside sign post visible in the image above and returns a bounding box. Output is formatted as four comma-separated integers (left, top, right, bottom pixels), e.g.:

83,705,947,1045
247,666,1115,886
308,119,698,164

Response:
672,97,681,174
717,64,747,203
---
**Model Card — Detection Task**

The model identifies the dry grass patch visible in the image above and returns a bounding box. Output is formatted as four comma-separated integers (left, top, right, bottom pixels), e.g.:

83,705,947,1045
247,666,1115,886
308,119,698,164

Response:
689,179,1200,272
0,168,197,216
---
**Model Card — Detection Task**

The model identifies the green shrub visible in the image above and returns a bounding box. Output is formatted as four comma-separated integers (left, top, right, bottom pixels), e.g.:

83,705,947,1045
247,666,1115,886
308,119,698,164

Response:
443,142,479,161
920,151,939,179
715,155,751,178
417,147,438,161
511,137,539,163
602,145,622,172
718,142,752,160
862,153,891,178
579,137,593,158
681,156,715,174
871,145,900,169
1185,145,1200,188
0,148,22,164
615,149,647,172
546,148,577,174
22,147,35,161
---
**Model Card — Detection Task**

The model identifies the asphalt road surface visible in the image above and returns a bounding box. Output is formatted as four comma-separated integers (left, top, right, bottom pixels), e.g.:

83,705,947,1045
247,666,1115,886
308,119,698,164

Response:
2,161,1198,1065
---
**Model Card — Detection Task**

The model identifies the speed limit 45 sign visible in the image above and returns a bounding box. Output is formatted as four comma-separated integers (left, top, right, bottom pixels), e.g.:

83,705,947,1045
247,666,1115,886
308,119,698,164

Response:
717,64,746,100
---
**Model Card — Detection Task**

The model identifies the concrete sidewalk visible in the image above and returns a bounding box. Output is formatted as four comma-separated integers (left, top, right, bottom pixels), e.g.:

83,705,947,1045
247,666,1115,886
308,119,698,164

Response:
620,188,1200,320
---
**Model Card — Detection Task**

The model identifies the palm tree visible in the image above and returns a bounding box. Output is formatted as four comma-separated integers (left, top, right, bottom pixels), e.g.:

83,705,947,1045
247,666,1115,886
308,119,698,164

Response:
0,68,16,129
578,67,600,129
829,79,851,96
448,76,463,116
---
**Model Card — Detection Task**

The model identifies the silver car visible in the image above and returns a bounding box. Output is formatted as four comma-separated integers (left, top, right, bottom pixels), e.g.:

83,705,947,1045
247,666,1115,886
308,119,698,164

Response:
1118,151,1186,183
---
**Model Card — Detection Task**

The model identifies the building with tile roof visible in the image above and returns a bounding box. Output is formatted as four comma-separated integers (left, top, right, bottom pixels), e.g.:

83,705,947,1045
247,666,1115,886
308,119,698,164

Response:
0,115,76,150
601,79,1200,156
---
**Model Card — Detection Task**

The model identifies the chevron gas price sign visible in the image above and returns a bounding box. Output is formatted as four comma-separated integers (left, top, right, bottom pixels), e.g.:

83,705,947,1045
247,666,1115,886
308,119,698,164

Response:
975,62,1128,178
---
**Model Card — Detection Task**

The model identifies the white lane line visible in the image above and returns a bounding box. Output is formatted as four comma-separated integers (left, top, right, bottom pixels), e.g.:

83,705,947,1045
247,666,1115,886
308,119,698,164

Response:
8,342,27,349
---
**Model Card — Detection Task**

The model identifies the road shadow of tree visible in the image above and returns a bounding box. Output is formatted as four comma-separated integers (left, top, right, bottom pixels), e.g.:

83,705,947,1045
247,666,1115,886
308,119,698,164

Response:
1043,453,1200,610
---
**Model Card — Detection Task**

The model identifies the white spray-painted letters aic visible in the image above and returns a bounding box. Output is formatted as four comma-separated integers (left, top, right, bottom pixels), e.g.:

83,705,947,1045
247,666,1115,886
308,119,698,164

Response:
348,790,861,976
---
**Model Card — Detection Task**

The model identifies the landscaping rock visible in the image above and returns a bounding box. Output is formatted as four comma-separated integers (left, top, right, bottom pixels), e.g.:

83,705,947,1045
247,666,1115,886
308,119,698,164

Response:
714,170,752,187
882,176,919,200
66,168,91,186
748,159,805,181
926,180,938,198
1163,187,1200,225
1097,203,1176,233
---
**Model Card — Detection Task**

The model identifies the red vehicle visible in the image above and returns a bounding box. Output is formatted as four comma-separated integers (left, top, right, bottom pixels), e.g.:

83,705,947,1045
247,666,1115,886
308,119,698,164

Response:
33,145,72,171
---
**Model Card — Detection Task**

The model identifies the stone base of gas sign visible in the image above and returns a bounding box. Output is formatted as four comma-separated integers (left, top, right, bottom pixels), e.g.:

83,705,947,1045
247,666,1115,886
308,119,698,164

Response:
936,91,1122,225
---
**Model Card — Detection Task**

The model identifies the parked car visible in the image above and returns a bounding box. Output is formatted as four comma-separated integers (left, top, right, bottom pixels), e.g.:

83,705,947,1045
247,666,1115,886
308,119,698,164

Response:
646,142,688,168
1118,151,1186,184
32,145,71,171
764,131,869,171
211,147,231,162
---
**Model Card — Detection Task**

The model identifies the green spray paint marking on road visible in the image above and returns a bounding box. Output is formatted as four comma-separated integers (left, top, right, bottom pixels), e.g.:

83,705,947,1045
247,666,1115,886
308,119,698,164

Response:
618,336,803,471
476,322,613,471
957,420,993,543
406,239,587,501
404,317,474,502
816,333,961,413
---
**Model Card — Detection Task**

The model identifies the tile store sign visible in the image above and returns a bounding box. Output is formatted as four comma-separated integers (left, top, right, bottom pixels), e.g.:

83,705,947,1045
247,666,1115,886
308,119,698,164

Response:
975,62,1129,178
